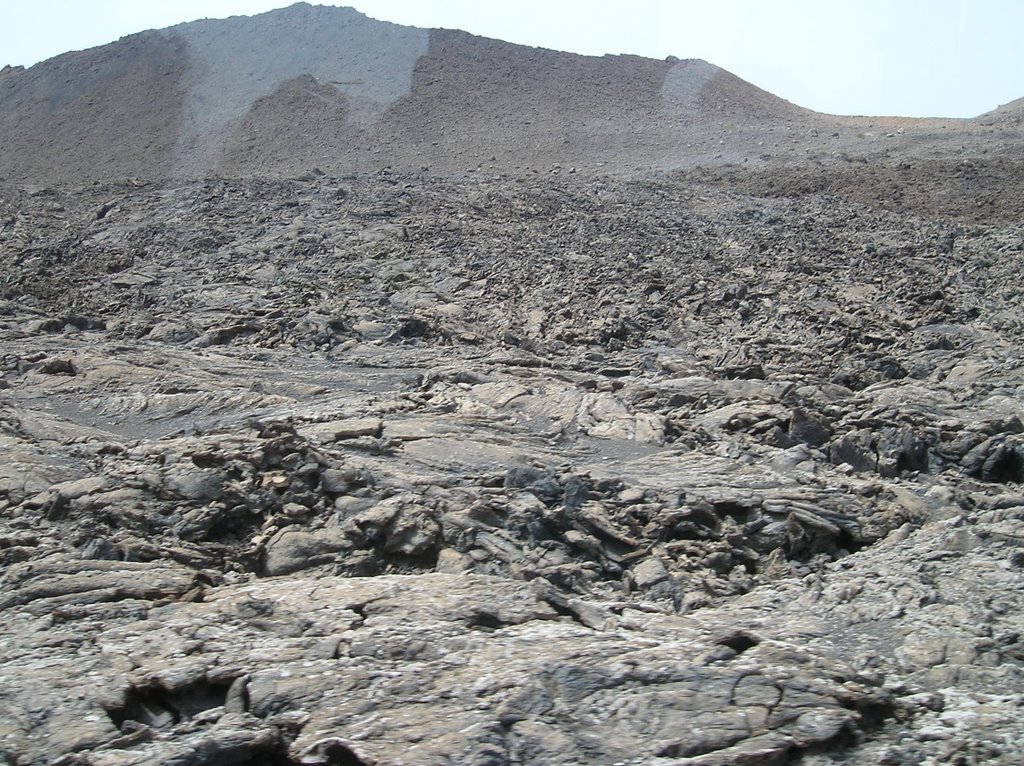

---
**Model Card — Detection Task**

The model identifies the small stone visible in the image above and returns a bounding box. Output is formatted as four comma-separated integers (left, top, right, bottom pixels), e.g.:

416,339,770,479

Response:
436,548,472,574
633,557,669,588
320,469,351,495
36,358,77,375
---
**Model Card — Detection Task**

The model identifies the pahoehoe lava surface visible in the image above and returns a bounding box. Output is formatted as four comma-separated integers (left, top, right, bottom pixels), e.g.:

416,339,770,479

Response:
1,4,1024,766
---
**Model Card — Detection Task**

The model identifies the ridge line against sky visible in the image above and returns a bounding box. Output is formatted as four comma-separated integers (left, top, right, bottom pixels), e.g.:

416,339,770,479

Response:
1,0,1022,119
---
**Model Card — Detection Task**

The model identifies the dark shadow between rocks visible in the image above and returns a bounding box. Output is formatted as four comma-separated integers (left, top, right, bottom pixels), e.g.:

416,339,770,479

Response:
104,678,377,766
715,629,761,655
106,678,234,731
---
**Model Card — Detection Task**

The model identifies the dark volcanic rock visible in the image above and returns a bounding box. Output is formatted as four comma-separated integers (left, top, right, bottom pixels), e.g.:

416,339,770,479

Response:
0,6,1023,766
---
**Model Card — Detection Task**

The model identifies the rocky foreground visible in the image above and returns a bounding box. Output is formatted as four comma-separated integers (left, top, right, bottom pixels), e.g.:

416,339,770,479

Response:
0,168,1022,765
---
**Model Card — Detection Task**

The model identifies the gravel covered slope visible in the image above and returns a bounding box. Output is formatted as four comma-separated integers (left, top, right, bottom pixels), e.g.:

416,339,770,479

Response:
2,3,1022,185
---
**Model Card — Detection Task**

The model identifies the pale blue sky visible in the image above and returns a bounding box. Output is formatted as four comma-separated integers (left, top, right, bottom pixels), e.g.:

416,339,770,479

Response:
1,0,1021,118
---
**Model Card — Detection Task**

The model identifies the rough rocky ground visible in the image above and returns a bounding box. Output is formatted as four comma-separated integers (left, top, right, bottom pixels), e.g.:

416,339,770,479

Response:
2,168,1024,765
2,4,1024,766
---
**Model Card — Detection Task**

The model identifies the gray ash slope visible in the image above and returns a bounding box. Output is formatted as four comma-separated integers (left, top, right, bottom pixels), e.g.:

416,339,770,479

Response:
2,2,1022,184
2,5,1024,766
0,2,800,182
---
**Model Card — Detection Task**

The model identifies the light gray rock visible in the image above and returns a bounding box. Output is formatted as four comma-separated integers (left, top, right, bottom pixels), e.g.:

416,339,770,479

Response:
262,527,349,576
633,556,670,588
